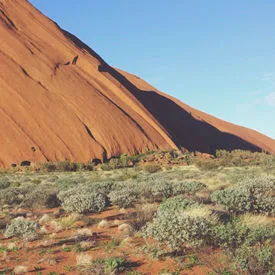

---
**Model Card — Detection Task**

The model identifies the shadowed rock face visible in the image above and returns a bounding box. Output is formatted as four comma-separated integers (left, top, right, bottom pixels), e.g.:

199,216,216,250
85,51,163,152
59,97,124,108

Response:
0,0,274,168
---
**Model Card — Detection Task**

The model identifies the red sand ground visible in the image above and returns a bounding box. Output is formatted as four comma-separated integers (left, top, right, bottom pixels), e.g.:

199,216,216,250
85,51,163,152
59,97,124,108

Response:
1,0,275,168
0,207,216,274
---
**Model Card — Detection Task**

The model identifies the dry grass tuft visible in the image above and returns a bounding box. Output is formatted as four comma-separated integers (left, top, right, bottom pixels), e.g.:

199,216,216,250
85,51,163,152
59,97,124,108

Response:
183,206,219,224
58,213,80,229
118,223,134,236
13,266,28,274
40,225,49,234
240,213,274,227
80,240,96,250
113,219,122,226
98,219,110,229
75,228,93,237
39,214,51,224
127,203,157,231
76,253,93,266
48,220,63,233
7,242,17,250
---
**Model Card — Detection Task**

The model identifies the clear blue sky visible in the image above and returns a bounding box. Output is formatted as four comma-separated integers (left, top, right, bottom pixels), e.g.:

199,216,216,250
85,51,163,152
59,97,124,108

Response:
30,0,275,139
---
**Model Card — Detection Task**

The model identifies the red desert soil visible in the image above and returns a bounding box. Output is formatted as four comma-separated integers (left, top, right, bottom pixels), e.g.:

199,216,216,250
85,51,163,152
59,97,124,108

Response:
1,0,275,168
0,207,214,274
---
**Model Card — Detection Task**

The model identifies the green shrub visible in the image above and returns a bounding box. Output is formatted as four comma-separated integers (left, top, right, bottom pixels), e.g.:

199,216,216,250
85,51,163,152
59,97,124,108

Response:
41,161,93,172
89,181,114,194
142,213,211,252
0,188,23,205
20,185,60,209
107,158,122,170
234,242,274,275
141,197,210,252
85,257,128,274
211,188,252,213
101,155,131,171
58,186,94,201
211,176,275,215
104,257,127,273
142,164,161,173
211,219,275,249
194,159,221,170
157,196,198,216
0,180,10,189
131,181,154,201
245,226,275,247
172,181,206,196
41,160,89,172
4,217,39,239
55,177,78,191
119,154,131,167
194,150,275,169
151,181,173,199
0,186,32,205
55,161,79,172
61,192,108,214
100,163,112,171
140,180,205,201
212,219,249,249
108,188,137,208
215,149,275,168
41,162,56,172
85,163,95,171
58,182,113,203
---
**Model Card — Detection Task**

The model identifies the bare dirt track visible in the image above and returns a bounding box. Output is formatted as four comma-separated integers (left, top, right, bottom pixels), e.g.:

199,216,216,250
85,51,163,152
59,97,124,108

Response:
1,0,275,168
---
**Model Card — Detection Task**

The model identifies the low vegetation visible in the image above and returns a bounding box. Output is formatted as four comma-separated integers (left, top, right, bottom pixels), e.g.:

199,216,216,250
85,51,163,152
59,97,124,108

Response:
4,217,39,240
0,149,274,274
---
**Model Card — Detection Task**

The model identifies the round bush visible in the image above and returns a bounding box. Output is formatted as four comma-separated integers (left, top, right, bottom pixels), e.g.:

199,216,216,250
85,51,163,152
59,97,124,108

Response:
142,213,211,252
151,181,173,199
211,176,275,215
172,181,206,196
142,164,161,173
58,185,95,201
108,188,137,208
20,185,60,209
0,180,10,189
141,196,210,252
0,186,32,205
89,181,114,194
4,217,39,239
211,219,275,248
234,243,274,274
157,196,198,216
61,192,108,214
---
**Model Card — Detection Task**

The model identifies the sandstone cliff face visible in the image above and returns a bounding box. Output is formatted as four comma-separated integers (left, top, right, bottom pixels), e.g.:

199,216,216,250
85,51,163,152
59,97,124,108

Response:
0,0,274,167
